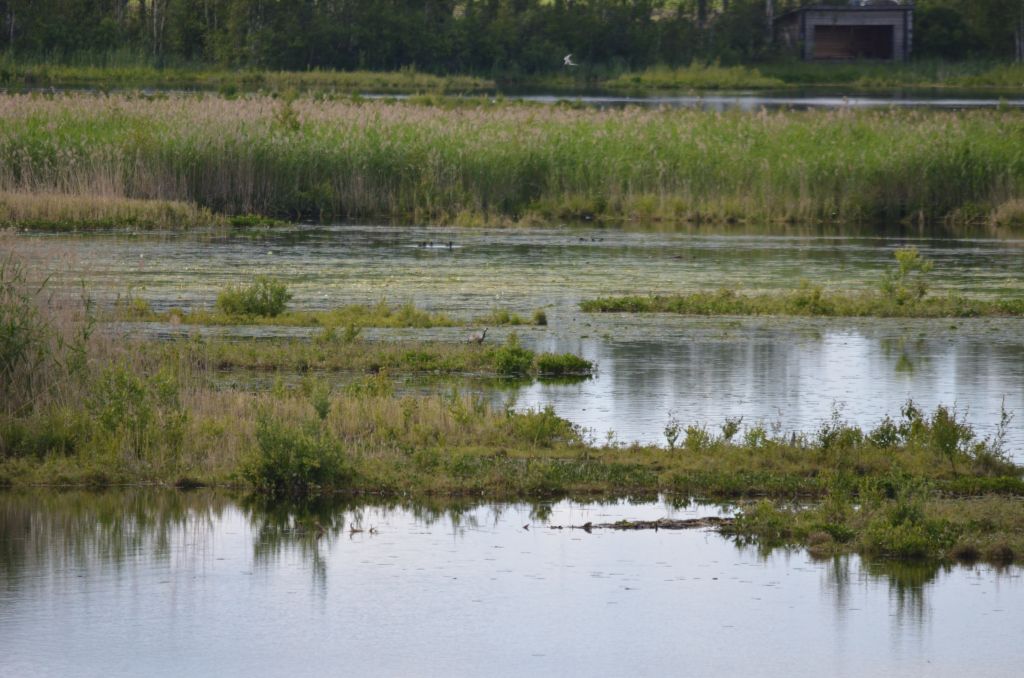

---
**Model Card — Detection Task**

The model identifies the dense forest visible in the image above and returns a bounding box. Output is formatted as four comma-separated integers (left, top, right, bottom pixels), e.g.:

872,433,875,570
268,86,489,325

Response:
0,0,1021,74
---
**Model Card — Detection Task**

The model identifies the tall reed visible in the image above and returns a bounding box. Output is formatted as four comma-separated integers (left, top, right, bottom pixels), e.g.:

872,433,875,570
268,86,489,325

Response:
0,93,1021,226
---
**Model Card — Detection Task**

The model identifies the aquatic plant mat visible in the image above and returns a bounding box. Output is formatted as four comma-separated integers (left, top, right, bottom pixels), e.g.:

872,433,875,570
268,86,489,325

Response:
1,93,1023,229
581,289,1024,318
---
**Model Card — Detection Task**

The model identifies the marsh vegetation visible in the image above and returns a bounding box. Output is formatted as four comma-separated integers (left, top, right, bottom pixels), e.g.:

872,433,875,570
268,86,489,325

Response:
3,248,1023,566
116,280,547,330
583,248,1024,318
1,93,1022,230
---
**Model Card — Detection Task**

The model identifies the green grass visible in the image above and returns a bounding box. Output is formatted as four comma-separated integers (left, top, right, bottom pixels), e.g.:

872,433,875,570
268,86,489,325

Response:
604,63,785,90
572,60,1024,94
115,298,547,329
758,60,1024,91
0,59,493,95
139,332,593,380
581,287,1024,318
4,58,1021,96
1,93,1023,229
726,489,1024,565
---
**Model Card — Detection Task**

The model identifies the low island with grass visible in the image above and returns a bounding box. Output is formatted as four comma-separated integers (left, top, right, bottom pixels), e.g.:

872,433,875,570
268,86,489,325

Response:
115,277,549,329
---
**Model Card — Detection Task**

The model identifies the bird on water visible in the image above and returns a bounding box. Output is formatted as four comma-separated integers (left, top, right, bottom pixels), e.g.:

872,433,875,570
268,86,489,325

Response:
468,328,488,344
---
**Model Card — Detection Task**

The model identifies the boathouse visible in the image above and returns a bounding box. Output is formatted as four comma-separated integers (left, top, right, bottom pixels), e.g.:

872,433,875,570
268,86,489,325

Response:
774,2,914,62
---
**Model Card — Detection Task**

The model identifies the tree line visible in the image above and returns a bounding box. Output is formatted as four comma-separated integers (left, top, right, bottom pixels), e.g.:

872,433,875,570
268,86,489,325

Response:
1,1,1021,73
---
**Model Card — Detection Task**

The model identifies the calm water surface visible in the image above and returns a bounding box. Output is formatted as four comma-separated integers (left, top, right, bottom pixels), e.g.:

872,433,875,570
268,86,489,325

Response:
515,90,1024,111
14,225,1024,455
1,491,1022,678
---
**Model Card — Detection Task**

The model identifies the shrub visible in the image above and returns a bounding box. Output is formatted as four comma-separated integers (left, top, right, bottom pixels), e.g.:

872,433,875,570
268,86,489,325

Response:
493,333,534,376
731,500,794,543
684,424,713,453
243,412,352,496
508,405,580,448
880,247,933,304
534,352,593,376
929,405,973,474
664,412,682,451
216,276,292,317
87,364,187,469
720,416,743,442
867,416,901,449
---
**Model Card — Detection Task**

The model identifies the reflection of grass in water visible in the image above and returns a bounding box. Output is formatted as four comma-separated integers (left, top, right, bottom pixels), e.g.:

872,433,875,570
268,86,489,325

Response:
0,489,229,577
894,353,916,374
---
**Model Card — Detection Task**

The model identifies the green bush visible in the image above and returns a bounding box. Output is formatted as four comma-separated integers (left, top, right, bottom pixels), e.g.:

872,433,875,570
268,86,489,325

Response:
534,352,593,376
243,412,352,496
493,333,534,376
216,276,292,317
684,424,713,453
508,405,580,448
87,364,187,468
880,247,933,305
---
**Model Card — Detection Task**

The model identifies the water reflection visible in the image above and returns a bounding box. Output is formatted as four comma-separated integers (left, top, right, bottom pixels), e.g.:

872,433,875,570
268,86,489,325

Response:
518,317,1024,453
2,490,1023,677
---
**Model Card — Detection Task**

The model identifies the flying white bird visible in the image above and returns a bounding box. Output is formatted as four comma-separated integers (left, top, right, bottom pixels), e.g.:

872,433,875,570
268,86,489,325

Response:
563,53,578,67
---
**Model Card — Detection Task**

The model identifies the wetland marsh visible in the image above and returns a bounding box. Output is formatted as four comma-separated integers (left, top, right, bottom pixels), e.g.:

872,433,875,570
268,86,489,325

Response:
13,224,1024,452
3,89,1024,676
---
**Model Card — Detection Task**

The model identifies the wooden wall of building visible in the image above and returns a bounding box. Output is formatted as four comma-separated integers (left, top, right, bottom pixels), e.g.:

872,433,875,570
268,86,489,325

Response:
774,7,914,62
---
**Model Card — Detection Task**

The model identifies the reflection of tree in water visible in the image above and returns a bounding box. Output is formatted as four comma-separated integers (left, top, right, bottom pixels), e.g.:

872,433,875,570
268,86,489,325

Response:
240,496,529,586
241,495,352,589
819,554,854,614
864,559,945,628
813,552,941,628
0,490,226,588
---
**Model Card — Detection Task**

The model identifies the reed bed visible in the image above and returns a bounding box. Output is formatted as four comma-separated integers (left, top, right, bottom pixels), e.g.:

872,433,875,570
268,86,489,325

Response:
0,191,228,230
0,93,1021,227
